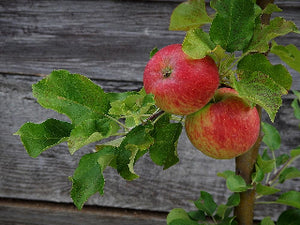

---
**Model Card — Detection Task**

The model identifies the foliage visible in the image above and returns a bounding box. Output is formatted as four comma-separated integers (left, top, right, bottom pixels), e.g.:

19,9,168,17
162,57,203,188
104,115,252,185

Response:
14,0,300,224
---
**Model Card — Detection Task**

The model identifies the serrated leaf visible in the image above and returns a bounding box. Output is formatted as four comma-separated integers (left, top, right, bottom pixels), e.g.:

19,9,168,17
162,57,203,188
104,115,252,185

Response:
194,191,217,216
109,90,155,128
246,17,299,53
14,119,73,158
70,146,115,210
32,70,110,125
209,0,256,52
226,175,249,192
261,122,281,151
238,54,292,91
169,0,212,31
252,164,265,183
231,71,285,122
149,114,182,169
256,183,280,196
167,208,199,225
279,167,300,183
260,217,275,225
257,155,275,174
262,3,282,14
68,118,120,154
182,28,216,59
271,43,300,73
277,209,300,225
209,45,235,82
116,123,154,180
276,191,300,209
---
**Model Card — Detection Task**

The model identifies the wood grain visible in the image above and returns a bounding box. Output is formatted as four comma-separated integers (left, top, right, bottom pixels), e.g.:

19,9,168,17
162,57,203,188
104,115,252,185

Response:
0,0,299,88
0,0,300,223
0,73,299,221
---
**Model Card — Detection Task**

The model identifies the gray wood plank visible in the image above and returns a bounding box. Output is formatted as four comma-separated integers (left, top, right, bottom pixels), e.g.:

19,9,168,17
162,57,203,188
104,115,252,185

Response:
0,198,167,225
0,0,299,88
0,73,299,221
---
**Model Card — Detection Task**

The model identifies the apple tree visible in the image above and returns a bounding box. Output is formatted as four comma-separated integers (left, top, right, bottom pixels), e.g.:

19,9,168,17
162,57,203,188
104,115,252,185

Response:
15,0,300,224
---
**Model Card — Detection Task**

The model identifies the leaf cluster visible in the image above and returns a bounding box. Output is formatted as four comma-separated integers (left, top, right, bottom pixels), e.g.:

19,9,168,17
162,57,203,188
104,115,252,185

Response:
15,70,183,209
169,0,300,122
167,191,240,225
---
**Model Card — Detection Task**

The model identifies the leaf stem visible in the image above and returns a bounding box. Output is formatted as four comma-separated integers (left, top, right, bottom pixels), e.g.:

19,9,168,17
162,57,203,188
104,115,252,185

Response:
104,114,129,130
267,154,300,186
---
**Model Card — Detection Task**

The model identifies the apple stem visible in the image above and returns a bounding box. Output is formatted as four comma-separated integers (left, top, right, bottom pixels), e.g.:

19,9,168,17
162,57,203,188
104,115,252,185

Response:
234,1,273,224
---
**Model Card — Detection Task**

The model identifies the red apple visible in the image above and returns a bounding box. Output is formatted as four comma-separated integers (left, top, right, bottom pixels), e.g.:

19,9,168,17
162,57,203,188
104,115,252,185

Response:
143,44,220,115
185,88,260,159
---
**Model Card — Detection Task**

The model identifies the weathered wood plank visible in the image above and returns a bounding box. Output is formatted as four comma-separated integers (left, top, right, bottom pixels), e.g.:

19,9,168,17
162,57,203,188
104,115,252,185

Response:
0,73,299,221
0,198,167,225
0,0,299,88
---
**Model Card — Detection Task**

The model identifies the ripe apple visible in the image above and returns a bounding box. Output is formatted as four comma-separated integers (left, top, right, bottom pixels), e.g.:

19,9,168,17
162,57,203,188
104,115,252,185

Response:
143,44,220,115
185,88,260,159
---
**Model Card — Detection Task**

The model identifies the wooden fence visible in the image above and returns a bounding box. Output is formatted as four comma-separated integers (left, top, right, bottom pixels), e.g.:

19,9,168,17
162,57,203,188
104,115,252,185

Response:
0,0,299,224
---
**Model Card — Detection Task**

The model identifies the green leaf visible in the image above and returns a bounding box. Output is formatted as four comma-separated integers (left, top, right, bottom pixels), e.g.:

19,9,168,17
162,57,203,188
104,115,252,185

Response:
292,90,300,121
149,47,159,59
279,167,300,183
182,28,216,59
217,170,236,179
231,71,285,122
246,17,299,53
68,118,119,154
194,191,217,216
167,208,199,225
216,204,231,219
116,123,154,180
291,147,300,158
262,3,282,15
256,183,280,196
252,164,265,183
14,119,73,158
257,155,275,174
260,217,275,225
226,193,240,207
238,54,292,91
209,0,256,52
271,43,300,73
188,210,206,221
149,114,182,169
262,149,271,160
277,209,300,225
169,0,212,31
32,70,110,125
109,89,155,128
275,154,290,167
276,191,300,209
70,146,116,210
261,122,281,151
226,175,249,192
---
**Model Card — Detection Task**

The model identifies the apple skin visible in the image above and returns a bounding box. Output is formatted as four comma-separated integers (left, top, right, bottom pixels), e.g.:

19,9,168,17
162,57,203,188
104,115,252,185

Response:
185,88,260,159
143,44,220,115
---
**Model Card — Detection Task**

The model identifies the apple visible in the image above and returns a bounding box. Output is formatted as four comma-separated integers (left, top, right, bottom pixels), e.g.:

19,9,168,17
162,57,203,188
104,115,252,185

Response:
143,44,220,115
185,88,260,159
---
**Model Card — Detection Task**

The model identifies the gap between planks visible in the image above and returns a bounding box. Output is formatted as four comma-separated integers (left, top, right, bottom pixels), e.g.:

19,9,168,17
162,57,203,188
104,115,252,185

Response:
0,197,168,221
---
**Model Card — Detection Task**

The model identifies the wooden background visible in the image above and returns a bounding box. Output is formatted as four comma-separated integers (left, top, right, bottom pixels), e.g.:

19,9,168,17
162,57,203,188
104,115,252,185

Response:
0,0,299,224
